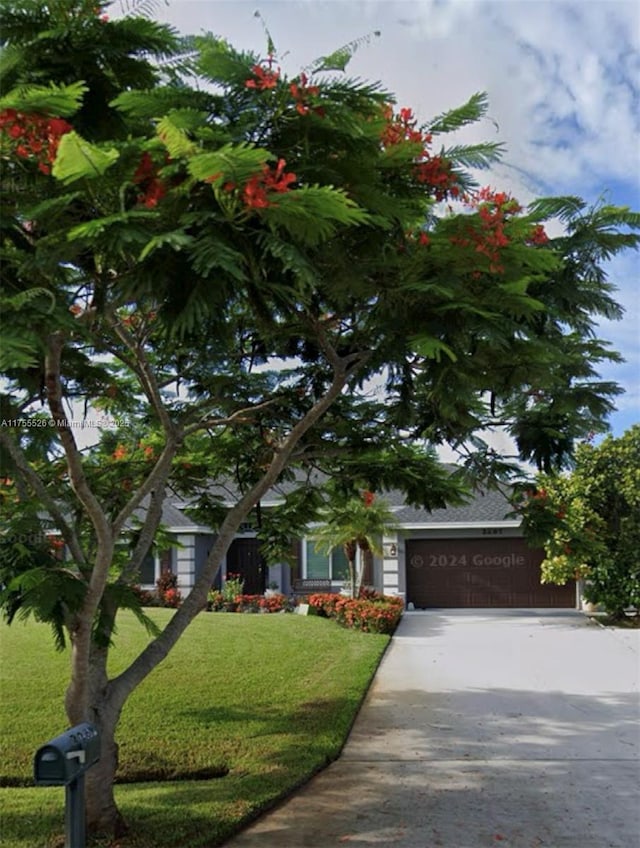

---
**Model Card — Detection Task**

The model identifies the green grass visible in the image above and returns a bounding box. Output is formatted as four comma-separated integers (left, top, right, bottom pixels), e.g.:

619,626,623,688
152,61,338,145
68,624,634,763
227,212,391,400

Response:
0,609,389,847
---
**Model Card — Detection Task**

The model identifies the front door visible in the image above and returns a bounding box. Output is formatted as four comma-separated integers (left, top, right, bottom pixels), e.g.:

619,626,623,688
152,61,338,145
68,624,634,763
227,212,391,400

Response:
226,538,265,595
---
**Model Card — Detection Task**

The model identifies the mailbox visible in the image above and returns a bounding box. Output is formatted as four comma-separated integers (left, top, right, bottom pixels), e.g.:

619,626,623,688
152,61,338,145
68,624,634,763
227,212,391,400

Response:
34,722,100,786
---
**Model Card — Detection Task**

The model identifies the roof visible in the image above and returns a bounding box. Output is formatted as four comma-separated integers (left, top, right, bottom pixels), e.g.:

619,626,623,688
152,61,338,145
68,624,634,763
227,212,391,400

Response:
161,476,518,533
391,486,517,527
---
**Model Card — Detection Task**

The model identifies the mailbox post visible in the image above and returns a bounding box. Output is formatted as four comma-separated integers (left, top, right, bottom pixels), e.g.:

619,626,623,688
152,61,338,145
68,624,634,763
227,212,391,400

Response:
34,722,100,848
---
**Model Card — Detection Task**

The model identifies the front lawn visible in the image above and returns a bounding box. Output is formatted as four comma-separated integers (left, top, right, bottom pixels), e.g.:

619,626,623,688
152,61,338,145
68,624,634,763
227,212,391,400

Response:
0,609,390,847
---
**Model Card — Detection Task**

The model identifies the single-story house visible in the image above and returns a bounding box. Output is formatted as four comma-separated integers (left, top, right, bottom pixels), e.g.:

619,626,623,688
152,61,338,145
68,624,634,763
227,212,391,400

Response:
141,483,578,610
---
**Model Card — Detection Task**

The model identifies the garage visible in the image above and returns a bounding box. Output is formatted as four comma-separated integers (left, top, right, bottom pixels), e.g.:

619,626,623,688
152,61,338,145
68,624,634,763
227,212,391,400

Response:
406,537,576,608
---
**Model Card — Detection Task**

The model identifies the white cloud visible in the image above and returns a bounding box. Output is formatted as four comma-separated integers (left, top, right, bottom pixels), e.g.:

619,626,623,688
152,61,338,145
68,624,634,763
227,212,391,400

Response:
124,0,640,432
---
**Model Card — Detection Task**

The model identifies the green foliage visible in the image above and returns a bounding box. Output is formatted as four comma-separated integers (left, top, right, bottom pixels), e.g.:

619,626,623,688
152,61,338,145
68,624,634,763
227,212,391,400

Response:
52,130,119,183
517,426,640,618
312,491,397,597
308,30,382,73
428,91,492,134
0,288,54,369
187,143,272,184
3,566,87,650
0,80,87,114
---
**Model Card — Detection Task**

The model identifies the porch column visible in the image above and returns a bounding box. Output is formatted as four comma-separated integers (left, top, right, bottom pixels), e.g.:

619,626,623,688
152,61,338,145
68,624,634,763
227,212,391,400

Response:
175,534,195,594
382,533,400,597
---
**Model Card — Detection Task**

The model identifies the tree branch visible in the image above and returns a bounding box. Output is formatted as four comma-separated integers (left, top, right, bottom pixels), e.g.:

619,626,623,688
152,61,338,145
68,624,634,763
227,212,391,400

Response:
44,333,113,562
109,317,175,437
107,353,358,708
182,397,278,436
112,440,179,536
0,429,87,565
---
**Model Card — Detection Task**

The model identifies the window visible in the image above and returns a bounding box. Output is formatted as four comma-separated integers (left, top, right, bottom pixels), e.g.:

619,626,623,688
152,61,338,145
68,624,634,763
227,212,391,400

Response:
305,541,350,582
139,552,157,586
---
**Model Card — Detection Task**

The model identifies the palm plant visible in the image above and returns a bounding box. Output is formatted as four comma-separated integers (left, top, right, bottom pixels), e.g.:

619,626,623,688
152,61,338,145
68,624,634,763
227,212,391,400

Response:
312,490,397,598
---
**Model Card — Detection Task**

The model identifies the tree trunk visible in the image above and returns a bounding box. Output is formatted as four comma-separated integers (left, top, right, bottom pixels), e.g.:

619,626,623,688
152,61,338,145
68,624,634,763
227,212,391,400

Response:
66,640,128,838
57,362,355,839
348,559,356,598
85,705,127,839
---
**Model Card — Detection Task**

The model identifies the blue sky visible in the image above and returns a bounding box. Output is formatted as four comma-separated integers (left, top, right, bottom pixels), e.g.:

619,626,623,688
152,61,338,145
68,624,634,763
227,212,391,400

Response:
145,0,639,436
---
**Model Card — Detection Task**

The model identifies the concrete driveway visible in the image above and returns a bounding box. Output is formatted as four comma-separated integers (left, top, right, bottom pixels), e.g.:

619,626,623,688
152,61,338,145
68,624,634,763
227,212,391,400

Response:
224,610,640,848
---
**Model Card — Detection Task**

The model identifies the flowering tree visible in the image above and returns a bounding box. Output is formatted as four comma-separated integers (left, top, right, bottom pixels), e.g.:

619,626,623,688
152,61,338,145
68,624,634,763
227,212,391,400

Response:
516,425,640,620
1,0,639,837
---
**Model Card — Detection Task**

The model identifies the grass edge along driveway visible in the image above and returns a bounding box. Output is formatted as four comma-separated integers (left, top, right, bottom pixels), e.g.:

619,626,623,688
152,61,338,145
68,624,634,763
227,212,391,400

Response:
0,609,391,848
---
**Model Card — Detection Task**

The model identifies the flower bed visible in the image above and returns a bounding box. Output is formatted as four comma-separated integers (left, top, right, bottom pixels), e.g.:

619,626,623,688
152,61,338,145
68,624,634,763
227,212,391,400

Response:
308,591,404,635
207,591,293,613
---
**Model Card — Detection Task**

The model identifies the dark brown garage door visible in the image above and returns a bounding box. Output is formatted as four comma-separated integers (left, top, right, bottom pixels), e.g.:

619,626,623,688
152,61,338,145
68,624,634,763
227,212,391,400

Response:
406,538,575,608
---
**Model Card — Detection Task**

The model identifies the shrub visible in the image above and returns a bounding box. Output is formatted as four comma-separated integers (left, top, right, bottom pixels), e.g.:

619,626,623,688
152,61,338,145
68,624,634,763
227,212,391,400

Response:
260,593,289,613
156,568,182,608
223,573,244,602
206,591,292,614
207,589,224,611
236,594,263,613
308,593,343,618
308,592,403,634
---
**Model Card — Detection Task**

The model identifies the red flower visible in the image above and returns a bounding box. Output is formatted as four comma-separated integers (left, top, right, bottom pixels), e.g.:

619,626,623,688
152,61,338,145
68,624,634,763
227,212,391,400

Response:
47,117,72,137
133,153,167,208
133,151,155,185
0,110,72,171
264,158,296,193
289,74,321,115
243,175,270,209
245,63,280,90
528,224,549,245
363,490,375,507
234,159,296,210
112,444,128,461
140,178,166,208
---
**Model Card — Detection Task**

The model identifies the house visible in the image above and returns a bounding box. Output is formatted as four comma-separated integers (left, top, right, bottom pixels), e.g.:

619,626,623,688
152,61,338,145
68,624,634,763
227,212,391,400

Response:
142,482,578,610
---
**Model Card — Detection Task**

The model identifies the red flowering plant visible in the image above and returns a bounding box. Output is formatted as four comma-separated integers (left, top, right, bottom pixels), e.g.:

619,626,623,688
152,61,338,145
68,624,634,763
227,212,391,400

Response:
380,103,462,201
229,157,297,210
260,593,290,613
4,8,637,838
308,592,343,618
0,108,72,174
132,150,167,208
289,73,323,116
235,593,263,612
156,567,182,608
308,592,404,635
245,56,281,91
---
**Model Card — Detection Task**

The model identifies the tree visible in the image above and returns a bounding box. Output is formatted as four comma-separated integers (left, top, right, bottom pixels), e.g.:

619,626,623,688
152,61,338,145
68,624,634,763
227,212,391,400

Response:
1,0,639,837
516,425,640,620
312,489,397,598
